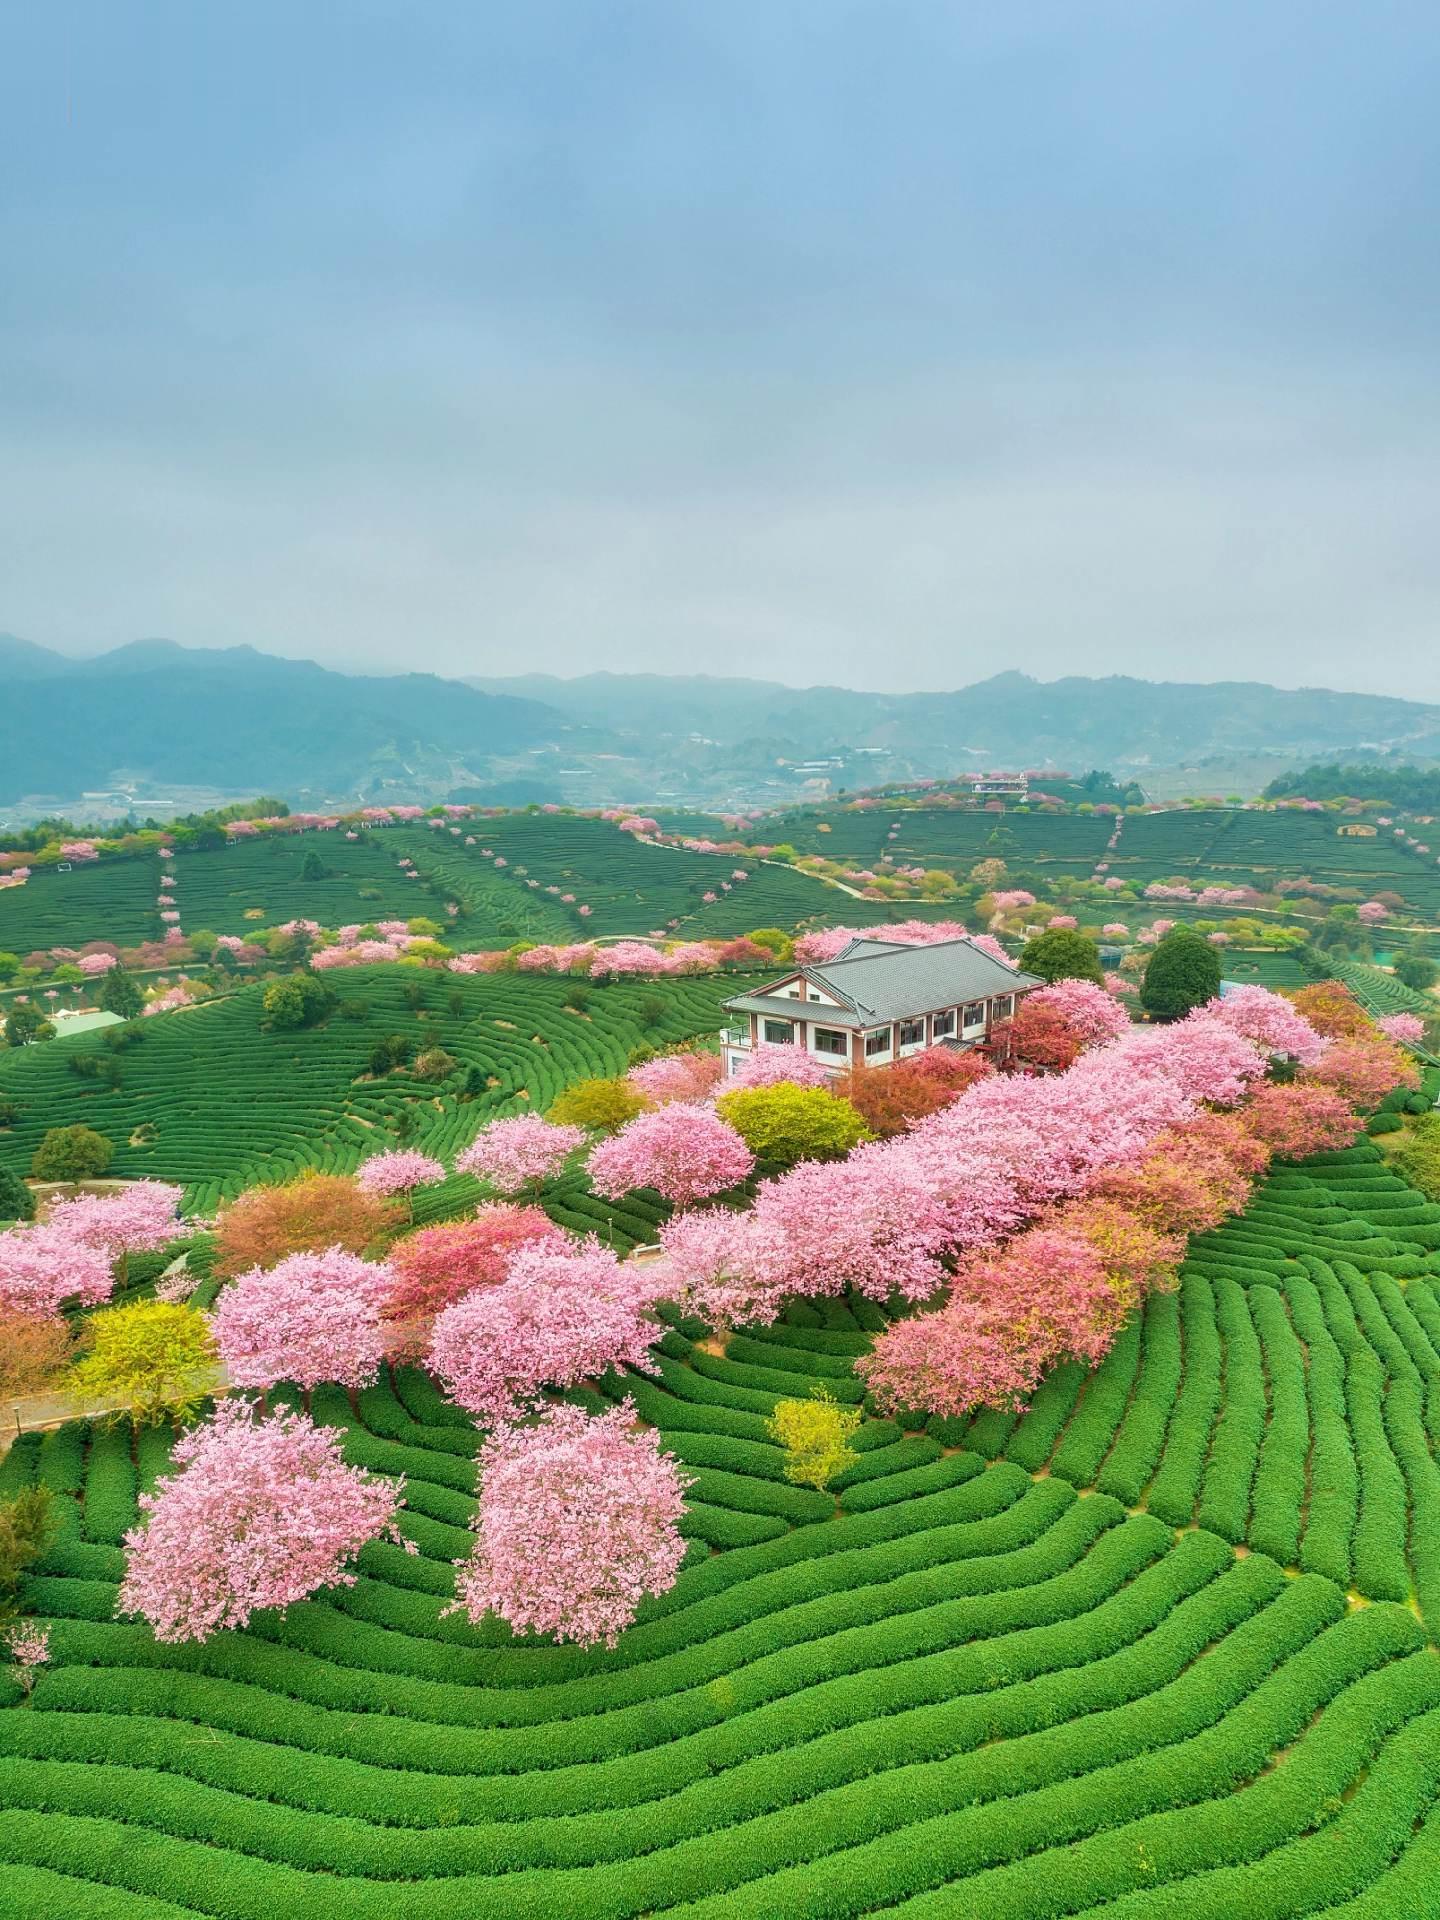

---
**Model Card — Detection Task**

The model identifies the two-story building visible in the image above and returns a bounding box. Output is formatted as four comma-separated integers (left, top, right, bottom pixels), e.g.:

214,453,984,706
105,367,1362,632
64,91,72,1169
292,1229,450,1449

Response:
721,935,1041,1079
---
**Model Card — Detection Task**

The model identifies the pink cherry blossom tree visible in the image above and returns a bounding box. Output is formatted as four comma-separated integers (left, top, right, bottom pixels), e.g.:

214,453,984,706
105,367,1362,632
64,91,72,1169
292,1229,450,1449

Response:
1304,1034,1418,1109
1118,1013,1270,1106
4,1623,50,1696
454,1113,586,1195
0,1225,114,1320
1242,1082,1361,1159
427,1237,657,1423
587,1106,754,1210
1376,1012,1425,1047
46,1181,186,1283
354,1149,446,1221
117,1399,412,1644
209,1247,393,1393
1027,978,1131,1049
625,1051,724,1105
448,1399,692,1648
1208,985,1327,1066
728,1042,832,1091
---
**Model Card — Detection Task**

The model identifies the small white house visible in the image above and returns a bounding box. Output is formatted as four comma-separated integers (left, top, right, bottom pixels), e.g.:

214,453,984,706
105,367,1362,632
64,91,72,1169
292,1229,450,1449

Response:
721,936,1041,1077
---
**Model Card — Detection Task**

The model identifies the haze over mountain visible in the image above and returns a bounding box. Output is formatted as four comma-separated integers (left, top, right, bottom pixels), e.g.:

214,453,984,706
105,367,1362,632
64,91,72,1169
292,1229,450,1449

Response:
5,633,1440,815
0,636,564,806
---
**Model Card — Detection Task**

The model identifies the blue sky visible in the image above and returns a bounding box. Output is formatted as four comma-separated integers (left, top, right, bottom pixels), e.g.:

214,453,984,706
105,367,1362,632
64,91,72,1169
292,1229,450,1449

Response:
2,2,1438,695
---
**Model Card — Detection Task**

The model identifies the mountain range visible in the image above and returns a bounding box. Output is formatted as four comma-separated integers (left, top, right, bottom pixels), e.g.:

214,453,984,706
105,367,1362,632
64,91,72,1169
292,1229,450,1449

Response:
0,637,564,806
468,669,1440,768
4,633,1440,813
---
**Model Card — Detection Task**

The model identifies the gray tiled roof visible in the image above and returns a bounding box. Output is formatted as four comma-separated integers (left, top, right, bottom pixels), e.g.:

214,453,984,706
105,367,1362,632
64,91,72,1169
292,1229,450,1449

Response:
724,937,1040,1030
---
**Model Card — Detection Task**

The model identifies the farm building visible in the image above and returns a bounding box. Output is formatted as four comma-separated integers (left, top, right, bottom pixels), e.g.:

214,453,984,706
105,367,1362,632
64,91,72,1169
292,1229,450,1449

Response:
1337,823,1378,837
721,935,1040,1077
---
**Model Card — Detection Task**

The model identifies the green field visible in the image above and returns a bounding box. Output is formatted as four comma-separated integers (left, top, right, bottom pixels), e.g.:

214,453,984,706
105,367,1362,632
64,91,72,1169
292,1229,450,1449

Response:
1215,951,1315,991
0,859,163,955
737,805,1114,872
0,824,847,956
8,1140,1440,1911
0,967,737,1224
1108,811,1440,917
7,809,1440,969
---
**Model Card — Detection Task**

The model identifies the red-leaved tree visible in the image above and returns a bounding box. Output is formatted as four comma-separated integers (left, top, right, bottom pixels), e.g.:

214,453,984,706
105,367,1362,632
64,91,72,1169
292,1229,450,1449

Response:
1243,1082,1362,1159
839,1050,992,1138
382,1205,568,1355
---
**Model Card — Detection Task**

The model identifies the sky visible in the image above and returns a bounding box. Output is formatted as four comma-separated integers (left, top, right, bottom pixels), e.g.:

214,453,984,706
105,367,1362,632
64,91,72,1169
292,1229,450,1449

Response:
2,1,1438,697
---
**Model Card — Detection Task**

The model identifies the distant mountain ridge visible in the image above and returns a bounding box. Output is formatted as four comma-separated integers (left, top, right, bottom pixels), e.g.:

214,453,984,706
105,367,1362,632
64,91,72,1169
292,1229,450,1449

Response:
4,631,1438,810
0,635,568,804
469,667,1440,771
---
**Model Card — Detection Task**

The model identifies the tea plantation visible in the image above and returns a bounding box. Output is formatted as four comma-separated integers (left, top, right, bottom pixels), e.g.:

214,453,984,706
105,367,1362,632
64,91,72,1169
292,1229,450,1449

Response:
6,1138,1440,1911
1106,809,1440,917
0,967,736,1224
0,823,848,955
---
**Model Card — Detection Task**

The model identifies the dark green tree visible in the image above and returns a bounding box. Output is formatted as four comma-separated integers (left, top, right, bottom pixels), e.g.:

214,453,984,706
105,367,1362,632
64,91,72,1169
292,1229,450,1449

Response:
0,1167,35,1222
260,972,336,1032
0,1487,54,1631
368,1033,414,1077
1017,928,1105,986
30,1124,114,1181
1140,928,1223,1020
99,967,144,1020
3,1004,53,1048
299,850,328,882
1396,953,1438,992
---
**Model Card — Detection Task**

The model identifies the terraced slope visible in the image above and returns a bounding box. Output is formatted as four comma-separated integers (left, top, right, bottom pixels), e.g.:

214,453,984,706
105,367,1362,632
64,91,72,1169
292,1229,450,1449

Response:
0,968,736,1219
964,1143,1440,1626
8,1144,1440,1913
1329,962,1437,1025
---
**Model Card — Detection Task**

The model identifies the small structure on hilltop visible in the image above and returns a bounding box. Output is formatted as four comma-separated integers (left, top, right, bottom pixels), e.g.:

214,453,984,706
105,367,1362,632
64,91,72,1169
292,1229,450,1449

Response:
963,773,1029,799
721,936,1040,1077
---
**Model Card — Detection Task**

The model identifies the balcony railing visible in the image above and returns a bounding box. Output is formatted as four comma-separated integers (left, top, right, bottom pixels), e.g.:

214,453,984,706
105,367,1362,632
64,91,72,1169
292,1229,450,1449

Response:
723,1027,752,1049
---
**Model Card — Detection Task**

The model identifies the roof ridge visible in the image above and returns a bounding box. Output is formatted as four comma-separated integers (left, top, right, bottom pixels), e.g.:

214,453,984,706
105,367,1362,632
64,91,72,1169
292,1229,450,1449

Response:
811,935,998,971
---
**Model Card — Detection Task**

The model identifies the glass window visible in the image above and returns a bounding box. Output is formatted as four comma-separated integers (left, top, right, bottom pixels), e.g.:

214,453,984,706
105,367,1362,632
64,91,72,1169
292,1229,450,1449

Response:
763,1019,794,1045
932,1010,955,1038
993,995,1014,1021
962,1001,985,1028
899,1019,925,1047
813,1027,847,1057
864,1029,890,1057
